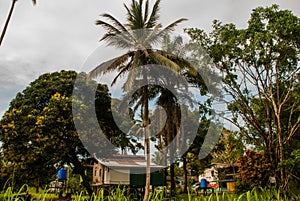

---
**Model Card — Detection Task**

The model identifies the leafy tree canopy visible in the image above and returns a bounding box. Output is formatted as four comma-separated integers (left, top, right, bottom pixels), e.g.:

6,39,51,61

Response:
0,70,131,194
185,4,300,192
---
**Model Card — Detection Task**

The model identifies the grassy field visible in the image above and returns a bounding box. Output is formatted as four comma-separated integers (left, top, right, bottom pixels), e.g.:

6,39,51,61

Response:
1,185,299,201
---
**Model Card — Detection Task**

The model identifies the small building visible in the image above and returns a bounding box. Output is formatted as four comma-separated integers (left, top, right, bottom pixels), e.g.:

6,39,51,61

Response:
92,155,166,187
201,166,217,182
201,163,239,181
200,163,239,192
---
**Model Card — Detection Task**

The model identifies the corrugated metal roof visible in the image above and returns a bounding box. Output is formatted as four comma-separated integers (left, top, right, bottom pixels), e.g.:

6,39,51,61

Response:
95,154,166,169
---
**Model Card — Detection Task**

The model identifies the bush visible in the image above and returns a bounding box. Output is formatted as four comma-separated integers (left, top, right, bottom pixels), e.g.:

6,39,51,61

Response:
235,150,272,193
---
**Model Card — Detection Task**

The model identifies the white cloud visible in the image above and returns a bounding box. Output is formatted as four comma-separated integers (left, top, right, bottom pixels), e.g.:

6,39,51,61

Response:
0,0,299,115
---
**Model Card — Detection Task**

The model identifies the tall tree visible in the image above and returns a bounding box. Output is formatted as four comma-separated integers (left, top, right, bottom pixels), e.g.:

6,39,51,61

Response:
159,34,220,194
185,5,300,192
0,71,127,195
0,0,36,46
156,89,181,195
211,129,244,164
89,0,191,199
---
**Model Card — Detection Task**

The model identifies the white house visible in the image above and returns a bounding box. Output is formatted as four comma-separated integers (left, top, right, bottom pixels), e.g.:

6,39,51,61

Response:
199,163,239,192
92,154,166,187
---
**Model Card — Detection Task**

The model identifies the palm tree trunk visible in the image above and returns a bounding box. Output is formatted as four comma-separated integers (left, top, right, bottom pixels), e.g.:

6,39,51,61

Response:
144,127,151,201
0,0,17,46
169,128,176,196
143,81,151,201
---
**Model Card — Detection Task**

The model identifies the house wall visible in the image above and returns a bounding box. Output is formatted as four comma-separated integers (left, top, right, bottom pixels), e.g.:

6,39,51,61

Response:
92,160,165,186
202,167,218,182
104,166,109,184
93,163,130,185
106,168,130,185
93,163,104,185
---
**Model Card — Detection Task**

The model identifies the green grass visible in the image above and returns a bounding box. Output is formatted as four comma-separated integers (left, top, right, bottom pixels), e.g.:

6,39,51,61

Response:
0,184,59,201
1,184,299,201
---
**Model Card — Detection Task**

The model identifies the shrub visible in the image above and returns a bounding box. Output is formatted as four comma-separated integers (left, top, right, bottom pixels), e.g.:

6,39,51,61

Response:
235,150,272,193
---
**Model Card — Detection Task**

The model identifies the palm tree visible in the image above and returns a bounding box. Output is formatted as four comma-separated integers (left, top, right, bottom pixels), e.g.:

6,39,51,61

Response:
89,0,196,200
0,0,36,46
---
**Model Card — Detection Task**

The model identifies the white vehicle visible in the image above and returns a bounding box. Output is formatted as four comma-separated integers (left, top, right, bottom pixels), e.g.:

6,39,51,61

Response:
191,183,200,192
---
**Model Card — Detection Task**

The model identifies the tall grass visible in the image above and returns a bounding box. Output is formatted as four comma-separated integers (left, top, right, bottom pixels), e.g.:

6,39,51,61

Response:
0,184,56,201
187,187,291,201
1,184,29,201
1,184,298,201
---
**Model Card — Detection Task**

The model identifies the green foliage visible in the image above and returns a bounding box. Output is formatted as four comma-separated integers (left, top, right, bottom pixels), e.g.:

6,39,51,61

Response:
212,129,244,164
185,152,207,176
0,184,58,201
91,1,205,199
278,149,300,193
0,70,129,195
185,4,300,191
1,183,299,201
0,71,79,190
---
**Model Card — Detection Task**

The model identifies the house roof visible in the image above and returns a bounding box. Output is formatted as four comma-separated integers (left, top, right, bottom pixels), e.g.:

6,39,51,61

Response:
94,154,166,169
211,162,240,168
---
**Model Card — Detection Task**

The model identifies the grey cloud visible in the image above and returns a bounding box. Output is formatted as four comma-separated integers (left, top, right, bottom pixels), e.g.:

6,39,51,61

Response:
0,0,299,115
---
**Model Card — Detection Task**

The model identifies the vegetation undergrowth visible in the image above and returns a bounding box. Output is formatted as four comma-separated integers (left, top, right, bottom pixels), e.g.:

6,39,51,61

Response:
1,184,300,201
0,184,58,201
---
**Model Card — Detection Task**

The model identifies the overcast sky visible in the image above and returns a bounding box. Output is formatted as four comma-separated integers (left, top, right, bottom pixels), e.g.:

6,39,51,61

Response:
0,0,299,117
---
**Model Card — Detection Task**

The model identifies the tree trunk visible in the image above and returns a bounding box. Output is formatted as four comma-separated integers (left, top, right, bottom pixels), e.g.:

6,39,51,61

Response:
79,169,93,197
71,155,93,197
169,137,176,197
278,131,286,193
182,156,188,194
144,130,151,201
170,163,176,197
0,0,17,46
275,100,286,193
35,177,40,193
143,83,151,201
